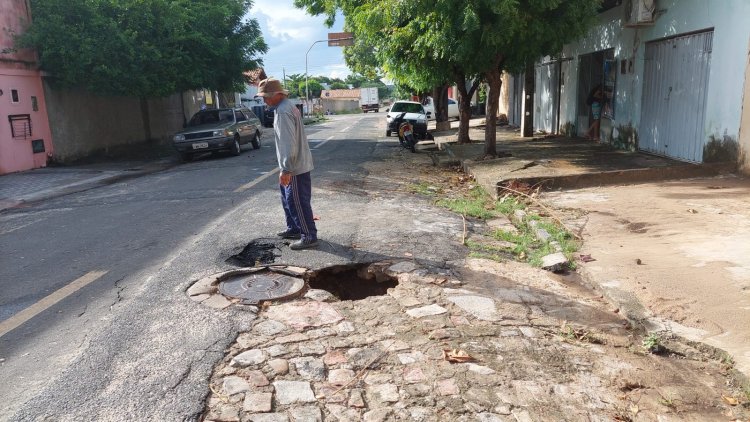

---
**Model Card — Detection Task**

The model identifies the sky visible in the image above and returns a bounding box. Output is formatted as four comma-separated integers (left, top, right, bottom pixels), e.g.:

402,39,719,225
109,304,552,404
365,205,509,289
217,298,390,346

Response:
248,0,351,81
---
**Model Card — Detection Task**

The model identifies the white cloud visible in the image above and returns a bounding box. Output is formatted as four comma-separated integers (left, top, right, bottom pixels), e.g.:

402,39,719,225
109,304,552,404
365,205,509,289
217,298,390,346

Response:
247,0,352,79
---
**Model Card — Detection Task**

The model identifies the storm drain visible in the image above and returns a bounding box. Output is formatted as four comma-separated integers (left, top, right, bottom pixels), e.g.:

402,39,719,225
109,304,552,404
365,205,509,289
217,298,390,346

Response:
219,270,305,305
304,263,398,301
226,238,285,267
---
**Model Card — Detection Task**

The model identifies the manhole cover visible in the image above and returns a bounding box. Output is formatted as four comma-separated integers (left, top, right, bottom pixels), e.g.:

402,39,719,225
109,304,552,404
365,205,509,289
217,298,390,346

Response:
219,270,305,304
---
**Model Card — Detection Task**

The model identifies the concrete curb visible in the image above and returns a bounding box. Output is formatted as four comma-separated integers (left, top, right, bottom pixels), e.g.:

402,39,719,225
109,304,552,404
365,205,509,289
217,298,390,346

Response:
0,160,179,212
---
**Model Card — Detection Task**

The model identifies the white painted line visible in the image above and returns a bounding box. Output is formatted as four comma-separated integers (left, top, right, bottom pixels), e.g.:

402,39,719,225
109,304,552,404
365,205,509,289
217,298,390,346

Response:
313,135,335,150
339,126,352,133
0,270,108,338
234,167,280,193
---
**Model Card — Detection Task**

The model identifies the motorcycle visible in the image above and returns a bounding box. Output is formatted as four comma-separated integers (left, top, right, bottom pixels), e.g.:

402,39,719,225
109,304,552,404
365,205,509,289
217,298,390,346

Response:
392,112,418,153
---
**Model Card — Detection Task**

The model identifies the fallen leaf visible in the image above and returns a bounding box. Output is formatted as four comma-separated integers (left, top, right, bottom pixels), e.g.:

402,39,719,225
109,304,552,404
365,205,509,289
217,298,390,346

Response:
722,394,739,406
687,209,698,214
444,349,475,363
629,404,639,414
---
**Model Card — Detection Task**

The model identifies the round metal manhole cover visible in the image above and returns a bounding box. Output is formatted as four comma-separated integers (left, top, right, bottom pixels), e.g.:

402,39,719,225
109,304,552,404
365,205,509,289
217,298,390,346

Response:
219,270,305,305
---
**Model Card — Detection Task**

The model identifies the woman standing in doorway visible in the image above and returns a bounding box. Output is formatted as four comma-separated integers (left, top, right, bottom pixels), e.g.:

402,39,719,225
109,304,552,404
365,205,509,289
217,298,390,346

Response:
585,84,603,141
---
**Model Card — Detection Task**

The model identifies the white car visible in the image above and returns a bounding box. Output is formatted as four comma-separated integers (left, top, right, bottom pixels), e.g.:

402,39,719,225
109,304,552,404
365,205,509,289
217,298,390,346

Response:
385,101,428,137
422,97,460,120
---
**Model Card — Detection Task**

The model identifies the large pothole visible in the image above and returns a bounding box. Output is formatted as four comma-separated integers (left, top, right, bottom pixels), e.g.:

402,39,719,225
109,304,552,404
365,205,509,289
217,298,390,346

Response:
304,263,398,301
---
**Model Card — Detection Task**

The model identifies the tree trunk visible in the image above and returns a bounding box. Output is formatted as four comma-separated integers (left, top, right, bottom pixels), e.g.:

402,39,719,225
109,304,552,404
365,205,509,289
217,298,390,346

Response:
522,62,535,138
484,65,503,158
455,70,481,144
433,84,450,132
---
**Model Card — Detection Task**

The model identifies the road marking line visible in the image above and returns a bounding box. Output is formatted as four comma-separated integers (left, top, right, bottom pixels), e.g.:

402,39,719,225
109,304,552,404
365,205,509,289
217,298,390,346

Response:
234,167,280,193
0,270,108,338
313,136,334,150
339,125,352,133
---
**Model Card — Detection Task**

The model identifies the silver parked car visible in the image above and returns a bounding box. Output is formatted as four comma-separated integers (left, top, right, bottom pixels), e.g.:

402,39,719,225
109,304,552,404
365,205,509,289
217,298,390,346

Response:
173,107,262,161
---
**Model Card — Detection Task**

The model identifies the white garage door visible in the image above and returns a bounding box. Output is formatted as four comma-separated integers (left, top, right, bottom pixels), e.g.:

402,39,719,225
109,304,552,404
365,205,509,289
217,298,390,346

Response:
639,30,713,162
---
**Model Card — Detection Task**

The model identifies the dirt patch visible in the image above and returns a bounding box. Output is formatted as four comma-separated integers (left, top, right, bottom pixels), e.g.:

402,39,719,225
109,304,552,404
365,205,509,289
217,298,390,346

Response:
226,238,284,267
544,175,750,376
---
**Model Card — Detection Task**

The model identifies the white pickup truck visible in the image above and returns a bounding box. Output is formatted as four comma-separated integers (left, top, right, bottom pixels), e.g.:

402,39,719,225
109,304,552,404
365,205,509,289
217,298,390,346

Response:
421,96,460,120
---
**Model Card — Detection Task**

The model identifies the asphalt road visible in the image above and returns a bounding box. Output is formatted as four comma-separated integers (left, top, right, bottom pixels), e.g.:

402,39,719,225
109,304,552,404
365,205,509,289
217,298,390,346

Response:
0,111,465,420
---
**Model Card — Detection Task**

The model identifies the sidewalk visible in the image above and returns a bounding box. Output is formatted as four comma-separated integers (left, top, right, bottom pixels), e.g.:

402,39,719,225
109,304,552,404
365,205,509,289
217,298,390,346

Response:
0,158,177,211
439,126,750,376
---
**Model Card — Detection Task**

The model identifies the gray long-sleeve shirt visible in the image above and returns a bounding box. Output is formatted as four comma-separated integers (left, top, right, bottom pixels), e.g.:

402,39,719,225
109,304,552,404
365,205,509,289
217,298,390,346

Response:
273,98,314,176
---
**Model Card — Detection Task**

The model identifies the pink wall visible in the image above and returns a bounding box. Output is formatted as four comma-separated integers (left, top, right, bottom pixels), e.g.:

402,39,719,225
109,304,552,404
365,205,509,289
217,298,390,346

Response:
0,0,54,174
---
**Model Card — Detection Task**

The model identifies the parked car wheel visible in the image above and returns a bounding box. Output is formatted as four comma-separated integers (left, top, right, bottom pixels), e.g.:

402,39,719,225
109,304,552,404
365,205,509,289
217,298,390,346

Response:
231,136,242,156
386,130,391,137
251,131,261,149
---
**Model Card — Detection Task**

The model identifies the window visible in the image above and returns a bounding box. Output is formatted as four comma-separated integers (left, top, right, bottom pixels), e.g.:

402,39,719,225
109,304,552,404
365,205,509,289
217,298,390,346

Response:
448,99,456,105
11,89,19,103
244,110,258,121
31,96,38,111
9,114,32,139
235,110,247,122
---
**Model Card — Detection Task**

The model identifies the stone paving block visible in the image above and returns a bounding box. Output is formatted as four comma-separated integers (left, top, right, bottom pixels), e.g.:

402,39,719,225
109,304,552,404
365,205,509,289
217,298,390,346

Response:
247,413,289,422
477,412,505,422
363,408,392,422
397,297,423,307
254,320,289,336
403,366,427,383
290,357,326,381
304,289,337,302
190,293,211,302
187,277,218,296
267,344,289,357
273,380,316,405
328,368,356,386
268,358,289,375
466,363,496,375
238,333,269,350
408,407,437,421
305,327,336,339
397,351,426,365
405,304,448,318
243,392,272,412
541,252,568,272
231,349,266,367
222,376,250,395
323,350,348,365
367,383,400,403
265,301,344,330
202,294,233,309
245,370,270,387
326,404,360,421
289,406,323,422
276,333,309,344
511,409,534,422
299,343,326,355
436,378,460,396
348,389,365,408
447,295,501,321
205,403,239,421
335,321,356,333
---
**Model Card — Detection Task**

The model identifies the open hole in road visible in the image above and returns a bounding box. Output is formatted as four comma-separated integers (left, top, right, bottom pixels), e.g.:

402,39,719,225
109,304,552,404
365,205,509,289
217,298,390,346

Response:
305,263,398,301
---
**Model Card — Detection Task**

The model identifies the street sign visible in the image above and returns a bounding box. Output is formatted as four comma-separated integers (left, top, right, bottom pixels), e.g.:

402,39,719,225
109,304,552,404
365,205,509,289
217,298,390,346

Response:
328,32,354,47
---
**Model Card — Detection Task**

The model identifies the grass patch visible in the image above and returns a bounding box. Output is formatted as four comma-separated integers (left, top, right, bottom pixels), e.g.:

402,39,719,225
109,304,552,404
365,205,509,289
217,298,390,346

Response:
436,186,496,219
435,184,580,269
410,181,440,196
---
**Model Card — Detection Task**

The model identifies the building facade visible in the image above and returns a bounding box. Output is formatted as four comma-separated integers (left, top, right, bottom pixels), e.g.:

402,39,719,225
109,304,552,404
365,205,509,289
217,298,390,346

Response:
527,0,750,164
0,0,54,174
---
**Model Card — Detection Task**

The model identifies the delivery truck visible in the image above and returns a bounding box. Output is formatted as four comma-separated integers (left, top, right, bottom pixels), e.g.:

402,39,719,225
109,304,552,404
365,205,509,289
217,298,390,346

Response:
359,87,379,113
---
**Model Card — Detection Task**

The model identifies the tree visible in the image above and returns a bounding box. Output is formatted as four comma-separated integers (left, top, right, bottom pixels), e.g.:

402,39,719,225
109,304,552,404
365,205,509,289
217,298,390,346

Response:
284,73,306,98
20,0,267,97
295,0,598,156
329,81,349,90
299,80,324,99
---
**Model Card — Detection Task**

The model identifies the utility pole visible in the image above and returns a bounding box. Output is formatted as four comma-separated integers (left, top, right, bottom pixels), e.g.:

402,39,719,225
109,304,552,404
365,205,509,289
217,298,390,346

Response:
305,33,354,117
283,68,286,88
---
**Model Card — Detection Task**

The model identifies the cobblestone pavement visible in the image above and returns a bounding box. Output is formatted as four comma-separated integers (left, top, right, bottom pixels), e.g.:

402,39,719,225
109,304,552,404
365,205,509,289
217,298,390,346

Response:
195,145,748,422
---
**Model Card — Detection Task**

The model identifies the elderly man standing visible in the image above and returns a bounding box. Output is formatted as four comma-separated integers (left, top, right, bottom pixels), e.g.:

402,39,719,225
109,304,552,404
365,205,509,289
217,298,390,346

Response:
256,78,319,250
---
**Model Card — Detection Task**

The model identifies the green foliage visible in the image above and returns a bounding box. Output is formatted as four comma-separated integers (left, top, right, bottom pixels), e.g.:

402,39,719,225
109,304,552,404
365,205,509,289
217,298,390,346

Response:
20,0,267,97
299,80,324,99
436,186,496,219
329,81,349,90
642,332,663,353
